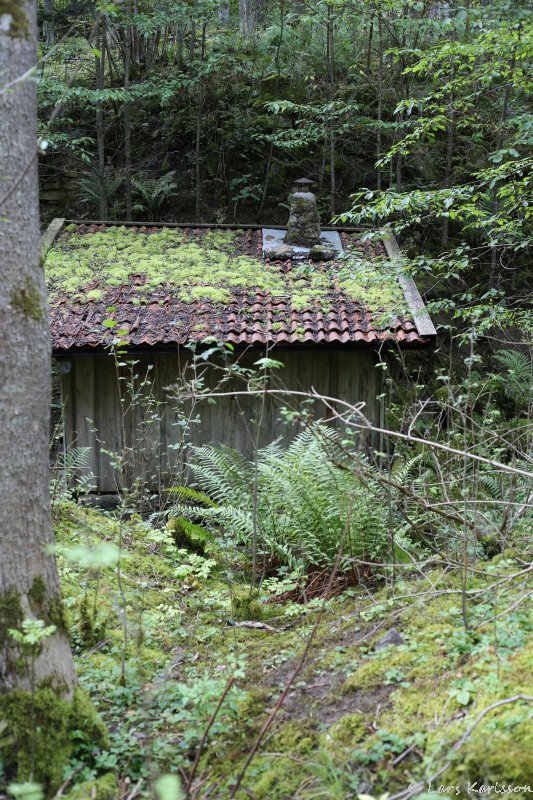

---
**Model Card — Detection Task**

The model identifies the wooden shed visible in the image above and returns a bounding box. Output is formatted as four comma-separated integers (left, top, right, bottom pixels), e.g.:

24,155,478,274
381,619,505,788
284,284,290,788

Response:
44,218,436,493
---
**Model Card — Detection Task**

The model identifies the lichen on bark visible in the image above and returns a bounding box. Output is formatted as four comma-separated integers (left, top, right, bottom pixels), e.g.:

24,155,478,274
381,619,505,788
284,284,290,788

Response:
10,276,43,321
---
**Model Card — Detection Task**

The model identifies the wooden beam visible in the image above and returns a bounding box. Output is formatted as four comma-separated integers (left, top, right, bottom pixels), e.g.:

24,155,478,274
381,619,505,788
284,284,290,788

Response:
63,219,368,233
41,217,65,258
382,231,437,338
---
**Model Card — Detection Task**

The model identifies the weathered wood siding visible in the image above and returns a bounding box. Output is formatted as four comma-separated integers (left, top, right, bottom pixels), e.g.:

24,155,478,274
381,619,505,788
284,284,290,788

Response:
61,348,383,492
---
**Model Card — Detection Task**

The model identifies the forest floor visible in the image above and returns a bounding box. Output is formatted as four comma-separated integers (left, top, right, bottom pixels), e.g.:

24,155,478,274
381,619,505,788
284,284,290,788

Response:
53,502,532,800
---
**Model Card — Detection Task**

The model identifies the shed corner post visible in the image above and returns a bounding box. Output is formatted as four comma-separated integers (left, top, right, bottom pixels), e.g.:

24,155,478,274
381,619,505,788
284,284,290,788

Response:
55,356,74,488
41,217,65,259
378,357,386,469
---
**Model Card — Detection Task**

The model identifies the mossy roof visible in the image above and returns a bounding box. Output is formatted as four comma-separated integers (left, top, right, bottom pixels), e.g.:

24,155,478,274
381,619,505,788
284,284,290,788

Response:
46,222,432,351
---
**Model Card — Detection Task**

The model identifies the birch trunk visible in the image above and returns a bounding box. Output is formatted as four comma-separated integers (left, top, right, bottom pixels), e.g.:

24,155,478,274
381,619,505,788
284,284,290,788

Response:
0,0,77,696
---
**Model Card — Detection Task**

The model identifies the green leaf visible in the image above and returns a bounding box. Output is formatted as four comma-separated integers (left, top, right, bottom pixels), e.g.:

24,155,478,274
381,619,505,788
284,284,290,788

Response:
254,357,284,370
166,486,217,506
60,543,125,568
154,774,185,800
456,690,471,706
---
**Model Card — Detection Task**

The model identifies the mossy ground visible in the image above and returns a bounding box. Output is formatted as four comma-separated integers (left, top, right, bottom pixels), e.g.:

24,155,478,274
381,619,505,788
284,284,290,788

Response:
45,225,403,315
5,503,528,799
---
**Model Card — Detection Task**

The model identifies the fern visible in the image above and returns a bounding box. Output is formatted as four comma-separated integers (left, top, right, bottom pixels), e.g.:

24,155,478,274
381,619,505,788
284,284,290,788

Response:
169,425,399,574
131,172,177,220
51,445,95,503
165,486,217,507
78,168,124,215
493,349,532,408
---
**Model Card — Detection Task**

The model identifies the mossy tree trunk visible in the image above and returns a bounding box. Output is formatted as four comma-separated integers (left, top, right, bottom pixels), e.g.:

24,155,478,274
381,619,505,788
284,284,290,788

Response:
0,0,77,696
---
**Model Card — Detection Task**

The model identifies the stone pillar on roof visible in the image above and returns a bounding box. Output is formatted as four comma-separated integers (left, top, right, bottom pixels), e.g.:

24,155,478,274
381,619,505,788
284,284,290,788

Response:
284,178,321,247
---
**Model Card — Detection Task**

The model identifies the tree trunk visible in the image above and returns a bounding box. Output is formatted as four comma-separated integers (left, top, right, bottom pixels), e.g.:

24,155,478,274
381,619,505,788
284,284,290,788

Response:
327,3,335,216
218,1,229,26
376,12,383,190
489,39,517,287
95,12,108,219
239,0,260,35
124,6,133,220
442,90,454,248
259,0,285,216
195,85,204,220
43,0,54,45
0,0,77,696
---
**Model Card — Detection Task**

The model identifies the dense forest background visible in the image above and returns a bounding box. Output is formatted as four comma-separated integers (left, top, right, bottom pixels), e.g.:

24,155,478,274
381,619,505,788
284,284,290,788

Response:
38,0,531,316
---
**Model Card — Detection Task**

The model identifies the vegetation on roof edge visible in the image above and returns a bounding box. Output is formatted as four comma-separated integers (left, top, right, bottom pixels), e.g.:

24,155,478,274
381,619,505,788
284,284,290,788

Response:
45,225,404,316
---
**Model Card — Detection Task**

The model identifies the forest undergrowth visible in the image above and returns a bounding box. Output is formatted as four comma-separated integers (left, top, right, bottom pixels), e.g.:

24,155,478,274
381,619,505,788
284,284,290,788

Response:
2,495,528,800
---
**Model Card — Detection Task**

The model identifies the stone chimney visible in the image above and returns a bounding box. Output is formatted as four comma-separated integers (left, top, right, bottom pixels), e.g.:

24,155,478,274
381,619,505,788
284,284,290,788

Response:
262,178,342,261
284,177,321,247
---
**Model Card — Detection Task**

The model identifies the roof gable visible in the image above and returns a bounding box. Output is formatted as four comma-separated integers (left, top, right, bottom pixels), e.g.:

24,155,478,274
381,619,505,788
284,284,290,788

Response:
45,221,436,351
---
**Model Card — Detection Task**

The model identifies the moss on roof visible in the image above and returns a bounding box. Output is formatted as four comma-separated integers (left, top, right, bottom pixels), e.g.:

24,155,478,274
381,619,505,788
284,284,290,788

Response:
45,225,404,314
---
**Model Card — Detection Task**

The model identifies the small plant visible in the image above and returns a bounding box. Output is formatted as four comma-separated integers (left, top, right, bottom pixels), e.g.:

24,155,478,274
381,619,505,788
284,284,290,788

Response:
50,445,95,511
77,168,124,218
174,550,217,580
449,679,476,707
384,667,410,687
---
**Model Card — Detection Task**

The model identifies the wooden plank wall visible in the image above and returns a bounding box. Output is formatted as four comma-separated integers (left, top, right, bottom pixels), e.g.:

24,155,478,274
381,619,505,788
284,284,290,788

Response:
61,348,383,492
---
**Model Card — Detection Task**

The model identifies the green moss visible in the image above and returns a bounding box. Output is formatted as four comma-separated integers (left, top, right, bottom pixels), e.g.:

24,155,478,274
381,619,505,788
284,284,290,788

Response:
236,688,270,720
28,576,47,608
78,594,96,646
0,0,30,37
48,501,532,796
10,277,43,322
45,226,403,315
0,686,107,790
26,576,67,633
87,288,104,302
231,589,266,621
248,722,318,800
66,772,117,800
47,595,68,632
445,713,533,785
0,587,23,647
326,711,366,746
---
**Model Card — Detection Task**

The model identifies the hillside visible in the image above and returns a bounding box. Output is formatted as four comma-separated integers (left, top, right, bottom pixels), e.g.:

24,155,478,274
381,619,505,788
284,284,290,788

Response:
23,502,530,799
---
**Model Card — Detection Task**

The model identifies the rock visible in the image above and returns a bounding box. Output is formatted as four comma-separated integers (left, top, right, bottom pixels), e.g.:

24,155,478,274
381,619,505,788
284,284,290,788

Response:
309,243,336,261
268,243,295,260
374,627,405,650
80,493,121,512
285,191,321,247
